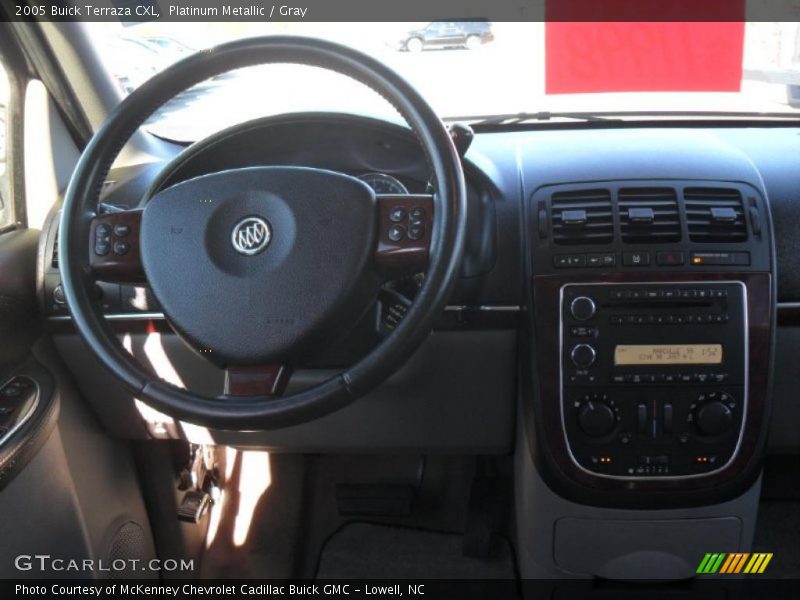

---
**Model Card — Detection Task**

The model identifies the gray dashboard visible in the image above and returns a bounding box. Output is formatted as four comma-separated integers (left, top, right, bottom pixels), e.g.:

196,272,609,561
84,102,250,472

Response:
40,115,800,453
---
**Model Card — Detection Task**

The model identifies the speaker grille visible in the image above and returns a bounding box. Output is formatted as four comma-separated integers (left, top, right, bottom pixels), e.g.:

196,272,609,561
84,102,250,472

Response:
105,521,150,579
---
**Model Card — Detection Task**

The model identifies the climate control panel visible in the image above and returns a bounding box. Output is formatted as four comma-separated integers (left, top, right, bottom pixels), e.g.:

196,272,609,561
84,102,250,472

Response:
559,282,747,479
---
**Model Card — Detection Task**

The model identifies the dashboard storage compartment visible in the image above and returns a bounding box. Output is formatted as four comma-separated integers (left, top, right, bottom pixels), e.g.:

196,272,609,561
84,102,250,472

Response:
553,516,742,579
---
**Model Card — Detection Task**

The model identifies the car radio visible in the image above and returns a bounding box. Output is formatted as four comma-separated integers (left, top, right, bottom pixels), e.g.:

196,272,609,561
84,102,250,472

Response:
559,281,747,479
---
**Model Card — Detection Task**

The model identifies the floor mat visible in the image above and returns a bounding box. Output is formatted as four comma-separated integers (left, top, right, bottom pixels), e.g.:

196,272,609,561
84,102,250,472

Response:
316,522,516,579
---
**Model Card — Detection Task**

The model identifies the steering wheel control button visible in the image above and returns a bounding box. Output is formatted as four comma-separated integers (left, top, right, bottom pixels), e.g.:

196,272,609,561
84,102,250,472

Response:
94,242,110,256
389,207,406,223
113,241,130,255
409,206,426,223
388,225,406,242
231,216,272,256
96,223,111,239
408,225,425,241
113,223,130,237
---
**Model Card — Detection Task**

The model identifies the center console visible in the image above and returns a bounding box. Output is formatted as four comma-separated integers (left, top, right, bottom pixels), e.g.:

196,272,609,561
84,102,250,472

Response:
526,181,774,506
561,281,746,479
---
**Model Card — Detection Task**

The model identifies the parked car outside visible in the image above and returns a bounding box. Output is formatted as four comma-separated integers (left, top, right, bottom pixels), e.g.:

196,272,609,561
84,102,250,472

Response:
396,21,494,52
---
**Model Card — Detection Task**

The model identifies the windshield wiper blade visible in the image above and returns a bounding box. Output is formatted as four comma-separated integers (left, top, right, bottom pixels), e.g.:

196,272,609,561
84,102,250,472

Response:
453,111,621,126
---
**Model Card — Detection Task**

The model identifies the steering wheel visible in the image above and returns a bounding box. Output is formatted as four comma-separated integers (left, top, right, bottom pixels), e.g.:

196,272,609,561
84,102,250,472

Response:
59,37,466,430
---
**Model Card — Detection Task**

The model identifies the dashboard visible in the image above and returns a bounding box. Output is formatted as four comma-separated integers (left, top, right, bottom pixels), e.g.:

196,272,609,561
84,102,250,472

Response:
38,113,800,508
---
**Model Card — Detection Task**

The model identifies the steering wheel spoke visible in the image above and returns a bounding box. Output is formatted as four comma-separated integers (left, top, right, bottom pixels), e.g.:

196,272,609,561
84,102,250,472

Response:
374,194,433,278
223,365,292,397
89,209,145,283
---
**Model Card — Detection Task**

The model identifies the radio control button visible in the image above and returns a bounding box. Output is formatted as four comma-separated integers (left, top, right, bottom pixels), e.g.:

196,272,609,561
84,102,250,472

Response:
569,326,595,337
570,296,597,321
570,344,597,368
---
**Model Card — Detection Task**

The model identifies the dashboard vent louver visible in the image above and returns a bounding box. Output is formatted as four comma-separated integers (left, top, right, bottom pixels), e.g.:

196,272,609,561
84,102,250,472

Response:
684,187,747,243
551,189,613,245
618,187,681,243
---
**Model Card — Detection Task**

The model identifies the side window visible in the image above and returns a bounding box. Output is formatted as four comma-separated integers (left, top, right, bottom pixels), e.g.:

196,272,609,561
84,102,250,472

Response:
0,61,10,230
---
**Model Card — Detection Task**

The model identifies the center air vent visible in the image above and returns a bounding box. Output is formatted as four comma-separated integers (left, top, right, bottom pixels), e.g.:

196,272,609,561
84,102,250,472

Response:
551,189,613,245
684,188,747,243
619,187,681,243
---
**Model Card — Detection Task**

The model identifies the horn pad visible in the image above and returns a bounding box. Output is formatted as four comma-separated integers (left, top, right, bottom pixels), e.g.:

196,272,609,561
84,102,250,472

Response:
139,166,378,366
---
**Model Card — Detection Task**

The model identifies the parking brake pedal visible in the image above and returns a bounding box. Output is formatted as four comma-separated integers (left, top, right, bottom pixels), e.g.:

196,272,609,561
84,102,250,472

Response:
178,490,211,523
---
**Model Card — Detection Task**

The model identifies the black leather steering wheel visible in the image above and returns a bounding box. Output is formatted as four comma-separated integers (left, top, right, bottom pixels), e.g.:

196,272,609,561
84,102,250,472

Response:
59,37,466,430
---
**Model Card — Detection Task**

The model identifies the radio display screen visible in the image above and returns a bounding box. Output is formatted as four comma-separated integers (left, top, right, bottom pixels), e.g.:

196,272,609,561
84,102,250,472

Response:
614,344,723,366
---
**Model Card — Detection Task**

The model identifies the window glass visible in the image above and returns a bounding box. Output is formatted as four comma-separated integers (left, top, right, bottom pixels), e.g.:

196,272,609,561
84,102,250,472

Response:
0,61,12,229
86,21,800,143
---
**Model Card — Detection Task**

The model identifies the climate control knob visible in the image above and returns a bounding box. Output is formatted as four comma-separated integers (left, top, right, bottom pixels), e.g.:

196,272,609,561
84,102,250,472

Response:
571,344,597,368
695,401,733,436
570,296,597,321
578,401,616,437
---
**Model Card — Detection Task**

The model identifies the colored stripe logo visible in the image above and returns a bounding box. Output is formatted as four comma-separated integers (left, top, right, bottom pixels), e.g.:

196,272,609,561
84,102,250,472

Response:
697,553,773,574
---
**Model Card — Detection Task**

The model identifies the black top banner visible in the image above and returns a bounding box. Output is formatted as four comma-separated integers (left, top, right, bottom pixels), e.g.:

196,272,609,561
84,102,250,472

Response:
4,0,800,22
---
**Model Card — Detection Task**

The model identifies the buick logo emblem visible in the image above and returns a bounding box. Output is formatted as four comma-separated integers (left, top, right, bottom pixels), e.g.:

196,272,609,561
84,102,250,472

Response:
231,216,271,255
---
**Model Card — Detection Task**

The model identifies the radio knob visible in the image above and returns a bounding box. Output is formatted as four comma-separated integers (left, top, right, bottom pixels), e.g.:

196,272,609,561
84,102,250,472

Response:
695,401,733,436
578,401,616,437
570,296,597,321
571,344,597,368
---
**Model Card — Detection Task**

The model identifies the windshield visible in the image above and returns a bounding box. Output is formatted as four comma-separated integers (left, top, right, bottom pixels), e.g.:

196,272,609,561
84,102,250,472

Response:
86,22,800,141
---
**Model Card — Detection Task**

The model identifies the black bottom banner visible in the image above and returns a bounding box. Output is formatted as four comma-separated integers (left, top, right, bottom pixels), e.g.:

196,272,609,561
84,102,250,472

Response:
5,579,800,600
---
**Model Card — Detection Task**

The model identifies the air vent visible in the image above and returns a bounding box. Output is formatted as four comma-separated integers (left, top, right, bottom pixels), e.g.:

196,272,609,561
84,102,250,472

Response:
619,187,681,243
684,188,747,243
551,189,613,245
